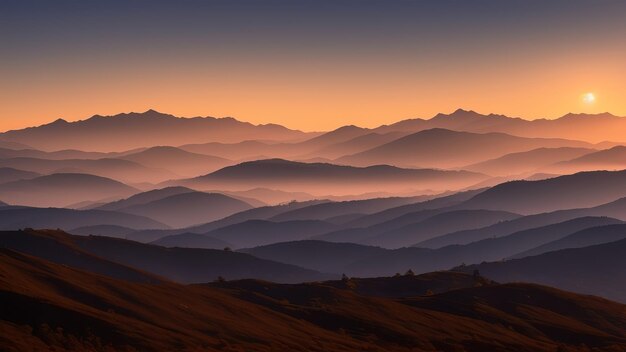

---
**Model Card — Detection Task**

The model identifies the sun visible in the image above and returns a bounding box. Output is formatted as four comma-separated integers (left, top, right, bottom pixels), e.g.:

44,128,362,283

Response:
582,92,596,104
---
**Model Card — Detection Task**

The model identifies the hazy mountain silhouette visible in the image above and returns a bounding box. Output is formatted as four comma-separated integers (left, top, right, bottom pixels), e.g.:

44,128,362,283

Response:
0,173,138,207
95,186,196,211
4,250,625,351
0,207,167,230
0,139,32,150
209,187,318,204
359,209,521,248
343,189,483,228
546,145,626,174
124,200,329,243
69,224,136,238
204,219,340,248
337,128,592,168
417,196,626,248
112,192,254,228
0,110,312,152
119,146,232,176
459,169,626,214
462,239,626,303
179,140,283,160
267,196,427,222
184,159,487,195
0,146,113,160
0,167,40,184
241,240,387,273
246,218,620,278
300,131,407,159
0,156,177,183
423,217,623,265
512,223,626,259
150,232,232,249
464,147,594,176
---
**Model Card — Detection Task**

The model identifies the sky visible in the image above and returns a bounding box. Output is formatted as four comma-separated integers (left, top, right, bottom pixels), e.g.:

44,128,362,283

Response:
1,0,626,132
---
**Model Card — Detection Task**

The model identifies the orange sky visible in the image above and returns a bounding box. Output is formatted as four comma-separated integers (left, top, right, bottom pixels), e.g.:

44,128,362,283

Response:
1,0,625,132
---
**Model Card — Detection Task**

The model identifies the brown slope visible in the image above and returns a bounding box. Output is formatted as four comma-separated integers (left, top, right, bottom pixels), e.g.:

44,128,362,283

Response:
3,250,626,351
0,229,328,283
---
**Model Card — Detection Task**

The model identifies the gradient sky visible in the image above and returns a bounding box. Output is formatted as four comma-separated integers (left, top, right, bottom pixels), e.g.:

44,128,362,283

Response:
1,0,626,132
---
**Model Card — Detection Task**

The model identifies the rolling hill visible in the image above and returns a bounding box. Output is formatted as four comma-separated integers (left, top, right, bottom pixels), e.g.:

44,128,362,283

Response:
0,156,177,183
204,219,340,248
462,238,626,303
463,147,594,176
184,159,488,195
0,207,167,230
0,173,138,208
337,128,592,168
360,209,521,248
0,167,40,184
150,233,232,249
114,192,254,228
2,248,626,351
0,230,328,284
459,169,626,214
119,146,232,176
512,223,626,259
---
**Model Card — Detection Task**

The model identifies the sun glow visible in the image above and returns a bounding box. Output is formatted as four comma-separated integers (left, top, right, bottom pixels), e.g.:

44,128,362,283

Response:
582,92,596,104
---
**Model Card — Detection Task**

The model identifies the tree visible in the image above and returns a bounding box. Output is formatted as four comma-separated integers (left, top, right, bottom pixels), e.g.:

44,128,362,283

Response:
223,247,232,252
341,273,350,282
405,269,415,276
215,276,226,283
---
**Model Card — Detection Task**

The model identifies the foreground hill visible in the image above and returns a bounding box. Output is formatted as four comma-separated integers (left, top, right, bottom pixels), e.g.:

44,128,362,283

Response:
0,229,327,283
183,159,488,195
462,239,626,303
0,110,311,152
337,128,591,169
0,173,138,208
2,250,626,351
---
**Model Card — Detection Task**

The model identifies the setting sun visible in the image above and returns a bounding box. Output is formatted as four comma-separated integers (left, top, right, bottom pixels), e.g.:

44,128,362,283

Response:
583,92,596,104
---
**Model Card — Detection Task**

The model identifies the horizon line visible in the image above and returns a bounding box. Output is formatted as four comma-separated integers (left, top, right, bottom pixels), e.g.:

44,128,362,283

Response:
0,108,620,134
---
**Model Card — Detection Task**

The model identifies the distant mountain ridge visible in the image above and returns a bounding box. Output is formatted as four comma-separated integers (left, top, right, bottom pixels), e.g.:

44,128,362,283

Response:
0,110,313,152
3,109,625,155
